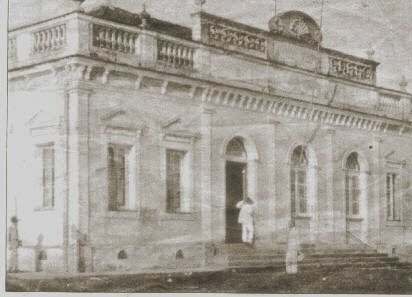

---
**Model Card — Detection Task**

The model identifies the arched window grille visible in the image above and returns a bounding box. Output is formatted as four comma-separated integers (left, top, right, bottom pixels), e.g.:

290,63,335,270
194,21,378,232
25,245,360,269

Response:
291,146,309,216
345,152,361,216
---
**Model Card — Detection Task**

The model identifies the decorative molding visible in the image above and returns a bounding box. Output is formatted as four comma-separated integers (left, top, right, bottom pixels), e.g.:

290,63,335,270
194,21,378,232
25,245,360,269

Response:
329,56,374,84
10,60,411,137
206,22,267,54
269,11,322,47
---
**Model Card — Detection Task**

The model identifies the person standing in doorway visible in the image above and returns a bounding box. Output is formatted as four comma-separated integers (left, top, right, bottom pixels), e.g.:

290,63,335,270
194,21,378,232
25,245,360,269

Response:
8,216,21,273
236,197,256,246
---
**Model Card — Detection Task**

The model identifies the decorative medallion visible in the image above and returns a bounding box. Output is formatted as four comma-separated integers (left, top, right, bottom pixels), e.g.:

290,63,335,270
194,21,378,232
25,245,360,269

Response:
269,11,322,47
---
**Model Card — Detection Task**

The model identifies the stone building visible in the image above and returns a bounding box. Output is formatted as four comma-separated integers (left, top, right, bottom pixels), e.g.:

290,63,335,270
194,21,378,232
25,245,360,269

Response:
7,1,412,273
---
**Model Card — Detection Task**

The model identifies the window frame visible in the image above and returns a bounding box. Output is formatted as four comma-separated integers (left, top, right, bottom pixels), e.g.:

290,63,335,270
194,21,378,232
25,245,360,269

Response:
160,133,195,220
290,146,310,217
345,170,361,217
108,143,133,211
386,173,400,222
104,127,142,214
37,142,56,209
385,160,405,225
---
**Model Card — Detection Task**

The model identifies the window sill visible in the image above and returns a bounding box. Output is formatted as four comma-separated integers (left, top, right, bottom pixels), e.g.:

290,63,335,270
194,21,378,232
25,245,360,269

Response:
346,216,364,222
34,207,55,212
161,212,195,221
105,210,140,219
386,220,404,227
295,214,311,220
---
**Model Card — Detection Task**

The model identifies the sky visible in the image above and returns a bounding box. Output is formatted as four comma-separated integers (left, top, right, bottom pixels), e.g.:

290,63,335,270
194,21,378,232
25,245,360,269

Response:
8,0,412,92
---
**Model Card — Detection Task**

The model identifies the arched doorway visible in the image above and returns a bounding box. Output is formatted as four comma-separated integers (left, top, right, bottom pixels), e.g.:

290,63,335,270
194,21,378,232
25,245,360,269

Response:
225,137,248,243
344,151,368,243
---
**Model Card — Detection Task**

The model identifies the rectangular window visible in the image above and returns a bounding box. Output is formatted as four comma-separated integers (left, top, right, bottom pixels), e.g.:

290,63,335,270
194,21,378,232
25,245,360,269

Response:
166,150,187,214
387,173,399,221
42,144,55,208
108,144,131,211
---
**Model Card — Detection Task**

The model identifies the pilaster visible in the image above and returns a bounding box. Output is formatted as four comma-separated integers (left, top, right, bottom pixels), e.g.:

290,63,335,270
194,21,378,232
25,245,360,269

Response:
371,136,383,246
200,103,215,244
136,32,157,68
319,126,338,244
65,81,91,273
266,116,279,246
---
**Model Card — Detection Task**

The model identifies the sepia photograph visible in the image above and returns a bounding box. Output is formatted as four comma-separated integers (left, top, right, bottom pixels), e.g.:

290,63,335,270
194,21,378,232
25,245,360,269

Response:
3,0,412,294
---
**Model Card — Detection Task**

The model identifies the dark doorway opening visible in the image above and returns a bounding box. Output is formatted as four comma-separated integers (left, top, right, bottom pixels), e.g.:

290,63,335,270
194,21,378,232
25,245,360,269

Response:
225,161,246,243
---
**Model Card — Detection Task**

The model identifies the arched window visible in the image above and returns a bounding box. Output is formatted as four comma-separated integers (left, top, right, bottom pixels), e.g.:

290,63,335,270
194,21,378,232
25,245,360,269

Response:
345,152,361,216
226,137,247,159
291,146,309,216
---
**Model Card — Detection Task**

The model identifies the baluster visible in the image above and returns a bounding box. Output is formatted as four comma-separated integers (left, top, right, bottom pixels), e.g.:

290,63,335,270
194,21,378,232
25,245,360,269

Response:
105,29,111,49
98,27,105,48
60,25,66,46
46,30,52,51
178,46,184,66
123,32,129,53
161,41,167,61
50,28,56,50
171,44,177,66
182,47,188,66
55,27,60,49
111,29,117,50
130,34,136,54
56,26,62,48
40,31,46,52
117,31,123,52
188,48,194,67
167,42,173,64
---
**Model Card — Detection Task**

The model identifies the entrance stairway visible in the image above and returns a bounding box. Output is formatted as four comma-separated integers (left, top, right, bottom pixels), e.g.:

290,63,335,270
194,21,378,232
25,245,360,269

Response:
225,244,412,272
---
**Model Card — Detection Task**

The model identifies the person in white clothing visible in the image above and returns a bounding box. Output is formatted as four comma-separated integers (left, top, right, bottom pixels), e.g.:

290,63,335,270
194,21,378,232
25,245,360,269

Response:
236,197,256,246
285,221,304,274
8,216,21,273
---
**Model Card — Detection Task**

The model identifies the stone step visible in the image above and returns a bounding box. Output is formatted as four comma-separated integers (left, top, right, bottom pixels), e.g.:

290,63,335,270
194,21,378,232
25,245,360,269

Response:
302,256,399,264
229,256,398,267
306,252,388,258
229,254,285,261
312,249,376,254
228,260,401,272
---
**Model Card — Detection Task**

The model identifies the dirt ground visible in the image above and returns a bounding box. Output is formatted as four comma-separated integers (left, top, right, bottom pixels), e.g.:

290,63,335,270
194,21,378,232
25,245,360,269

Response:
6,267,412,293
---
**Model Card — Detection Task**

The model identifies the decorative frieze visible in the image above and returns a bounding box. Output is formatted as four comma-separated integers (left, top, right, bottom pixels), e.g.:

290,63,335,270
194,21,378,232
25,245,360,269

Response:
157,39,194,69
9,60,410,136
32,24,66,54
92,24,138,54
329,57,374,83
207,23,267,53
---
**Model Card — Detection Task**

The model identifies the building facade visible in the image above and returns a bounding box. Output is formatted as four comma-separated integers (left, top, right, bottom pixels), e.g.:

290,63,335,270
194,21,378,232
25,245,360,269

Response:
7,2,412,273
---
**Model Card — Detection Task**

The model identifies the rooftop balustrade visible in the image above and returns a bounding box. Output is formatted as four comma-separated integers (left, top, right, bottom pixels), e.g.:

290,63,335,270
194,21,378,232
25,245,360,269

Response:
7,10,411,120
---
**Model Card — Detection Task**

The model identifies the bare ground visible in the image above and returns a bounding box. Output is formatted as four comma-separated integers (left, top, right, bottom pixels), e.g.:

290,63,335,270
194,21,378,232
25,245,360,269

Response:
6,266,412,293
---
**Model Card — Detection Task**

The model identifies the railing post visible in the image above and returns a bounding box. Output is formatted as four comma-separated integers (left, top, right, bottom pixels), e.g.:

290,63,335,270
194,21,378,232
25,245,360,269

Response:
15,32,33,64
136,32,157,68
